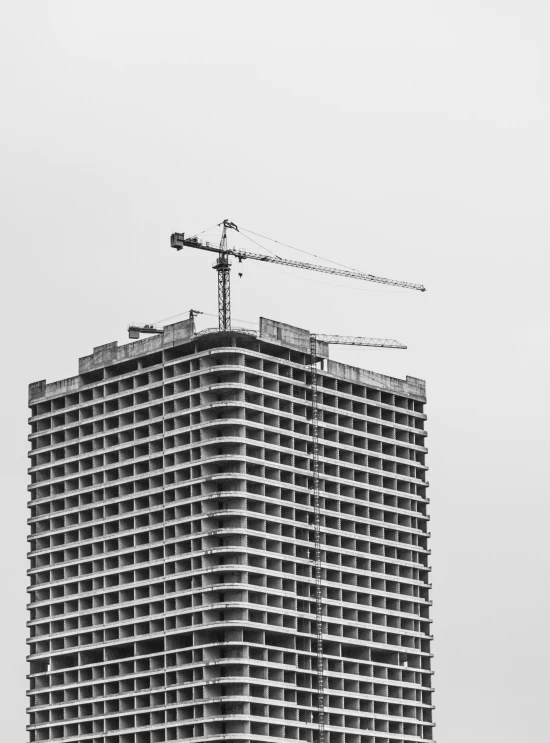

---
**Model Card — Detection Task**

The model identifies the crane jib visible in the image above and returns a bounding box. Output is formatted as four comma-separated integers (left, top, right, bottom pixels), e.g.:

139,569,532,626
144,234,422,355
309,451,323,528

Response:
227,247,425,292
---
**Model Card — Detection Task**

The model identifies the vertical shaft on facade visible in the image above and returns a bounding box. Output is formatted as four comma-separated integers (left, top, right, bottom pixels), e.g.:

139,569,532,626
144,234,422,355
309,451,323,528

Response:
310,336,326,743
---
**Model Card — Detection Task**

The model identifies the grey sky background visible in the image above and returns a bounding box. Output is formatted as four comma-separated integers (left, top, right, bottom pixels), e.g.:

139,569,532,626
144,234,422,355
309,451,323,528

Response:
1,2,549,740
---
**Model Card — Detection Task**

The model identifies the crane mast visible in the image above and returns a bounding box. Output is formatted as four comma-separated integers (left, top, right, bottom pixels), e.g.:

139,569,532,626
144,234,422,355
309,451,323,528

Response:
214,220,237,331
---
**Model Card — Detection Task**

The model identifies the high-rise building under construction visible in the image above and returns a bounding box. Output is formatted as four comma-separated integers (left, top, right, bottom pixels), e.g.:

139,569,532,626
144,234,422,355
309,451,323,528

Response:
27,316,434,743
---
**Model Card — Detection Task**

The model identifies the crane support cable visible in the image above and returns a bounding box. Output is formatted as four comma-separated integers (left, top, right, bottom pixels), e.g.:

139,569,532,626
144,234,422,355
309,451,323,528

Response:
237,226,282,259
309,336,326,743
238,225,369,274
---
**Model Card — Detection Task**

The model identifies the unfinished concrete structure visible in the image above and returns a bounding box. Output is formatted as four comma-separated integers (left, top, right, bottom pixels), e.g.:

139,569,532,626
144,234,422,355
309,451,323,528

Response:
27,318,434,743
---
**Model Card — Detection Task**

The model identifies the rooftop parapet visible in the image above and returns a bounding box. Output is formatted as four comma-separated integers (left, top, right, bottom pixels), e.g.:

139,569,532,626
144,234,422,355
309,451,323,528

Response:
259,317,329,358
326,360,426,401
28,316,424,403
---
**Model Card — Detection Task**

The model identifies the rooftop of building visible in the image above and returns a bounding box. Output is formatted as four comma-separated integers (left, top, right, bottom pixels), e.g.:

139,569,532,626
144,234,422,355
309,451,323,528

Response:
29,317,426,404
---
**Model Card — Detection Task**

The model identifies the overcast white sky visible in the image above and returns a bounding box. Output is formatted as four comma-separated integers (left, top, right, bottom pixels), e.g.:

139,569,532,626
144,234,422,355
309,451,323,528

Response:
1,2,549,740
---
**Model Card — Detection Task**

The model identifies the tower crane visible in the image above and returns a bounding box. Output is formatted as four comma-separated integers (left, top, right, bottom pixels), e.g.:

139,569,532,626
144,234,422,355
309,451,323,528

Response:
167,219,425,743
171,219,425,331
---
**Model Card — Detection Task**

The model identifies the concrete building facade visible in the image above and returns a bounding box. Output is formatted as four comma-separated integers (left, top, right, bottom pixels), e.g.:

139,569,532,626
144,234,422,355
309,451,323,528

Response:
27,317,434,743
